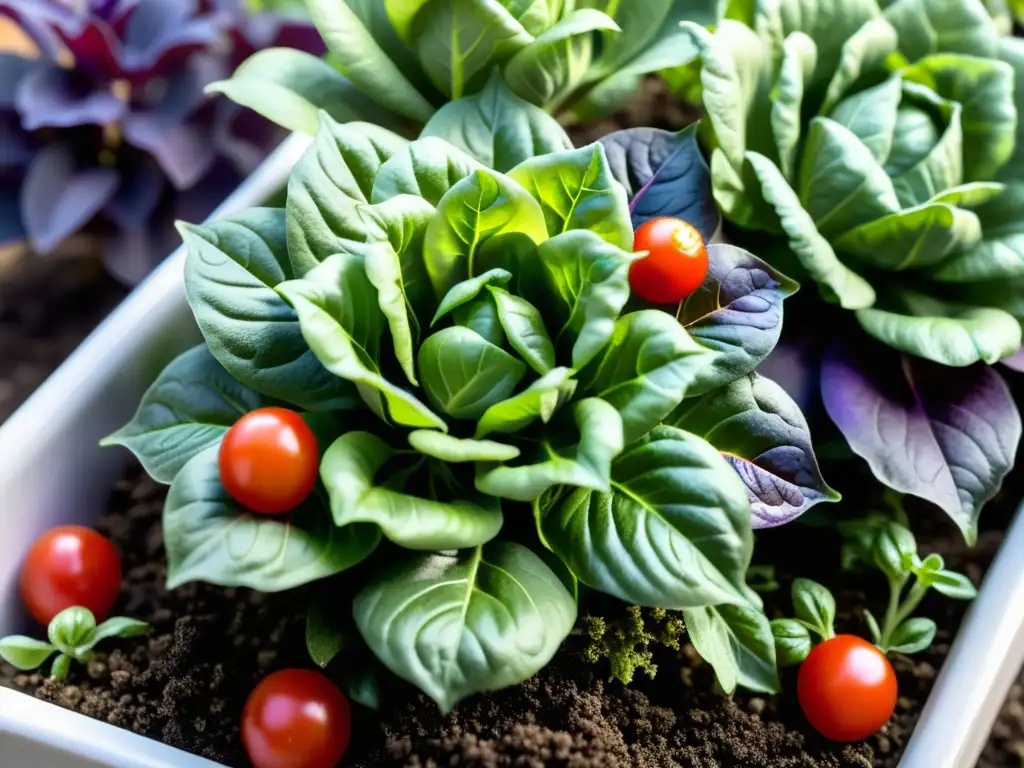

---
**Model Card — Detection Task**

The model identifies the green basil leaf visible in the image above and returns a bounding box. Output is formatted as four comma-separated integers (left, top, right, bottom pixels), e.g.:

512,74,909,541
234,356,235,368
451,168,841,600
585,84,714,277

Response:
91,618,149,644
770,618,812,667
421,71,573,173
684,603,780,695
408,429,520,462
341,663,381,710
856,294,1022,366
487,286,555,374
353,541,576,712
181,210,356,411
791,578,836,639
432,268,513,324
746,151,876,309
872,521,917,580
540,425,753,608
475,366,577,438
679,244,799,396
371,137,486,206
164,446,380,591
418,326,527,420
48,607,96,652
476,397,622,501
278,252,446,430
834,203,981,271
306,0,435,122
668,373,839,527
798,117,900,238
205,47,400,135
928,570,978,600
901,53,1015,182
830,76,902,164
322,431,503,549
0,636,55,670
424,168,547,298
287,116,408,276
883,0,997,62
507,143,632,249
772,32,816,182
887,617,936,655
504,9,620,109
101,346,270,483
577,310,715,445
306,588,351,669
534,230,637,369
819,19,899,115
383,0,432,44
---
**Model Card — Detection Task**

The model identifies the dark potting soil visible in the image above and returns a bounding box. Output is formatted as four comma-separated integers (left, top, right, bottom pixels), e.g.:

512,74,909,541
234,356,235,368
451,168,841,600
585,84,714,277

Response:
0,457,1014,768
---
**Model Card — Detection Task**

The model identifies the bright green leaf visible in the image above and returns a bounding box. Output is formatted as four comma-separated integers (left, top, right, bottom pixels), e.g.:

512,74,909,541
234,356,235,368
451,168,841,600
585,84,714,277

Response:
370,137,486,206
929,570,978,599
771,32,816,182
91,618,149,644
792,578,836,639
0,636,55,671
770,618,812,667
487,286,555,373
432,269,512,324
684,603,780,694
883,0,997,62
829,76,902,164
887,617,936,654
408,429,521,462
475,366,577,437
820,19,899,115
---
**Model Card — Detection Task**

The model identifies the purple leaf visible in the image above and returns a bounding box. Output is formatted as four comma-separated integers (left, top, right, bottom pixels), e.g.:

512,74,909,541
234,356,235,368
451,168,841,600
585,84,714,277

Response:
20,145,118,253
669,373,839,528
0,1,75,57
212,99,284,175
101,218,178,285
0,115,32,169
0,53,36,107
123,112,215,189
103,156,164,229
599,125,720,239
678,243,799,396
1001,348,1024,373
0,179,25,247
119,0,225,78
821,338,1021,543
57,18,124,80
14,64,126,130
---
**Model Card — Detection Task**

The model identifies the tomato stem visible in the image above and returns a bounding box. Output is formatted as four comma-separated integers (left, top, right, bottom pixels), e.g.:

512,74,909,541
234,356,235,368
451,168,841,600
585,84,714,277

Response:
878,575,928,651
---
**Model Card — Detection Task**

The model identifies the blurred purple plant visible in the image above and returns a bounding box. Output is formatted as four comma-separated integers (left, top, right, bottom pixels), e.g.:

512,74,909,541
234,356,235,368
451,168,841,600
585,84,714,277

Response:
0,0,322,283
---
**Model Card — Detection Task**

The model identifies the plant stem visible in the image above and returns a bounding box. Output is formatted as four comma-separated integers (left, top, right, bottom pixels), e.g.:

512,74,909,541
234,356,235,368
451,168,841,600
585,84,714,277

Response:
879,576,928,650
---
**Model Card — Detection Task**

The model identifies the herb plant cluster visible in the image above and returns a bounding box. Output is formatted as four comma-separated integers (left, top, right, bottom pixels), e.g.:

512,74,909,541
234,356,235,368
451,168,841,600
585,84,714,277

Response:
105,74,839,707
680,0,1024,540
0,0,322,282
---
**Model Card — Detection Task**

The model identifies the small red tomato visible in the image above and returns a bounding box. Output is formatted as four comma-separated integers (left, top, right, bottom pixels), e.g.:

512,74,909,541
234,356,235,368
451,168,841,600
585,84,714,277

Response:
20,525,122,626
798,634,897,742
630,217,709,304
242,669,351,768
219,408,319,515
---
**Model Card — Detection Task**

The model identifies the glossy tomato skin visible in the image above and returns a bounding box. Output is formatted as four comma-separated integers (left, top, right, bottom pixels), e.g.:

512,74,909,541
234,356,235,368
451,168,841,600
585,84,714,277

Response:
630,217,709,304
242,668,351,768
20,525,122,625
219,407,319,515
798,634,897,742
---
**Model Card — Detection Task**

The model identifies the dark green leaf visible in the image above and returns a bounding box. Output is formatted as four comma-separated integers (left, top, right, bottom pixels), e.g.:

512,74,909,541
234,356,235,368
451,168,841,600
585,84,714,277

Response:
341,664,381,710
306,587,351,669
433,269,512,325
887,617,936,654
872,521,917,580
770,618,812,667
488,286,555,373
791,578,835,639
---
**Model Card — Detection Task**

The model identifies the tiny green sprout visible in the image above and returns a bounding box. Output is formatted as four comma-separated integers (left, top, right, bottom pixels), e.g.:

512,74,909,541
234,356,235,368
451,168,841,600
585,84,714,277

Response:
0,607,149,679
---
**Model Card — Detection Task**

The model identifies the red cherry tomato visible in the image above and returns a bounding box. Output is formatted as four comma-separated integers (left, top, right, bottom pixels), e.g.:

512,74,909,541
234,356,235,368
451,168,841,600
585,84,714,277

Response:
219,408,319,515
630,217,709,304
798,634,897,742
242,669,351,768
20,525,122,626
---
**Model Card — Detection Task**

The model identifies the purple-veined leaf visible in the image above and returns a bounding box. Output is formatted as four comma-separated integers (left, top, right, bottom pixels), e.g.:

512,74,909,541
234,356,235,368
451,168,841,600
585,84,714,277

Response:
20,145,118,253
822,337,1021,543
598,125,720,239
1001,348,1024,373
14,64,126,130
123,112,215,189
668,373,840,528
678,243,799,396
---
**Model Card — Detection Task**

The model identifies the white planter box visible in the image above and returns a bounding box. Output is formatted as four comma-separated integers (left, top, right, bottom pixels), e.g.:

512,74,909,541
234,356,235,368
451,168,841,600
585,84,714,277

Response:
0,131,1020,768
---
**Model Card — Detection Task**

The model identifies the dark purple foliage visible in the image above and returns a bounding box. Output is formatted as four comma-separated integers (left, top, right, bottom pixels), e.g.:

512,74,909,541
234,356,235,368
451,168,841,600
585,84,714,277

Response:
599,125,720,240
0,0,323,278
821,336,1021,543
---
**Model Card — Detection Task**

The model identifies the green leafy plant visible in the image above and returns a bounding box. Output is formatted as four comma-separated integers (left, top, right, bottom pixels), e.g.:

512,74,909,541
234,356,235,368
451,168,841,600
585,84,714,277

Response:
105,83,835,708
0,607,149,680
208,0,725,136
773,520,976,664
581,606,684,684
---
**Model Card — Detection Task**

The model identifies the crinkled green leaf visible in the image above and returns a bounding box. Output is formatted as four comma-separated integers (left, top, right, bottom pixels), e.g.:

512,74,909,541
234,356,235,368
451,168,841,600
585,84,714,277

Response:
475,366,577,438
684,603,779,694
887,84,963,208
421,72,572,173
820,19,900,115
101,345,271,483
829,76,902,164
408,429,521,462
577,310,716,444
933,182,1024,282
353,541,576,713
371,138,486,206
165,446,380,591
278,253,445,430
424,168,548,298
321,431,503,549
487,286,555,373
507,143,632,249
883,0,997,62
419,326,527,420
476,397,622,501
772,32,816,182
746,152,876,309
181,209,358,411
540,425,752,608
